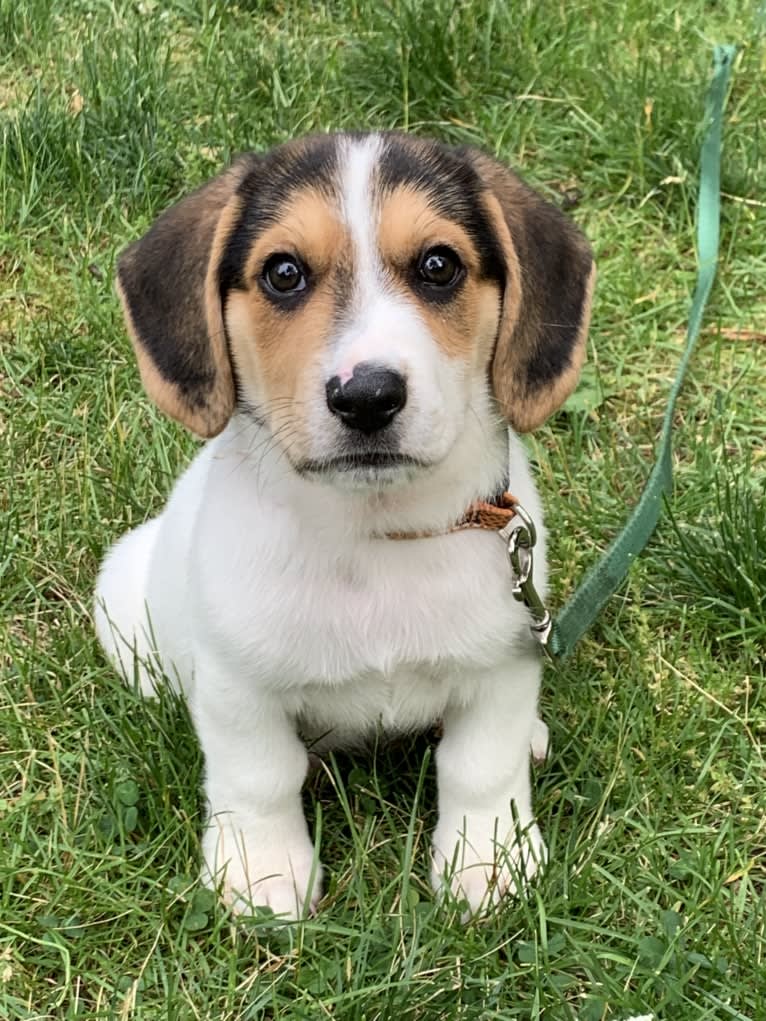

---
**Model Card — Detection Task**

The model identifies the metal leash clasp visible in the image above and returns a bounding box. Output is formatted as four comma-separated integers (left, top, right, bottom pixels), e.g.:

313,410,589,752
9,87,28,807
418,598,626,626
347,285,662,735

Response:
499,504,554,654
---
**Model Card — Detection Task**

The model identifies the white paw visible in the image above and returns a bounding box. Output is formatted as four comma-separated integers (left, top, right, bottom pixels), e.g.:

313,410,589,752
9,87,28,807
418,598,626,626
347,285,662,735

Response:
431,815,546,919
201,818,322,920
530,717,550,764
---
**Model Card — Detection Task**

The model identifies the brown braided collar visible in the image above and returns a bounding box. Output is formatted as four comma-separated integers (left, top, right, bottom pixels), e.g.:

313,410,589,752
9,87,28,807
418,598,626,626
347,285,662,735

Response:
384,491,519,540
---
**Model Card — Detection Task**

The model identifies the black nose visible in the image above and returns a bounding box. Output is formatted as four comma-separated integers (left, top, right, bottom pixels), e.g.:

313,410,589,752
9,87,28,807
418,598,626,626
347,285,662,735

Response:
326,363,407,434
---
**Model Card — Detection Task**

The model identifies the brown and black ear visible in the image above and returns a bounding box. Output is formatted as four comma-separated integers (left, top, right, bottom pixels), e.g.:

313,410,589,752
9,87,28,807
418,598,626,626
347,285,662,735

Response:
472,153,596,433
116,157,256,437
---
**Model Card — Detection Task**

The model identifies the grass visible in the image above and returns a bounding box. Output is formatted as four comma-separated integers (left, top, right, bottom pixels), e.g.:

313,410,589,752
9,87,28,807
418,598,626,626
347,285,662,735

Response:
1,0,765,1017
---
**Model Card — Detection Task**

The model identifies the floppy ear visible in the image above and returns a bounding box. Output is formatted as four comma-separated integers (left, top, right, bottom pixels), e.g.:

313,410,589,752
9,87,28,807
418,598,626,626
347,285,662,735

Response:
472,153,596,432
116,157,256,437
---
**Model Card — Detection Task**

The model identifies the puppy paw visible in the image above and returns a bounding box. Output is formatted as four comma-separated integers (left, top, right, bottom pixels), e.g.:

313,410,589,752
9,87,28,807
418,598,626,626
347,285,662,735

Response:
201,819,322,921
431,815,546,919
530,717,550,764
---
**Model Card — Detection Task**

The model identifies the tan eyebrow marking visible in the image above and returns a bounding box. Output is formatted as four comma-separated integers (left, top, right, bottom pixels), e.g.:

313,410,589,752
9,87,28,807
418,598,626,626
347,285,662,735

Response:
243,187,350,282
377,185,482,271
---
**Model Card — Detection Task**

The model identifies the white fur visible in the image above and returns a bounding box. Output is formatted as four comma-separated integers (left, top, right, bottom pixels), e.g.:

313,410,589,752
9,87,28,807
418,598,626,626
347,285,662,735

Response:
95,136,551,920
340,134,383,304
95,421,547,919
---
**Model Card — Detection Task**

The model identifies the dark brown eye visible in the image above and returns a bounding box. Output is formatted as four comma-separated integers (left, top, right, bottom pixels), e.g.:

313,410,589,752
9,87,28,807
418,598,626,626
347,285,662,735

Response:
418,246,462,287
262,253,307,295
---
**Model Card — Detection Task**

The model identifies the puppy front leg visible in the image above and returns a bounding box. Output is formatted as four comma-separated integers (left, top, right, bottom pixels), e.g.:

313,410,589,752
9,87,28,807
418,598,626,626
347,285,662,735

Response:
192,660,321,920
432,652,546,918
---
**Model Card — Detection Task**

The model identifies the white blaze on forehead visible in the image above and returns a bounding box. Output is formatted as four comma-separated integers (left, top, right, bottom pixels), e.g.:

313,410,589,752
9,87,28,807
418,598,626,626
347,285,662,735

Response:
331,132,424,380
339,134,384,303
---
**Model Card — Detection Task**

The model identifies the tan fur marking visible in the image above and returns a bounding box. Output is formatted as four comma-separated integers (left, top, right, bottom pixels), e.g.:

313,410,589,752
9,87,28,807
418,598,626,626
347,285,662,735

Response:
377,186,497,362
243,189,349,285
411,278,502,365
225,186,351,460
378,187,482,274
198,195,244,432
224,189,353,461
226,281,337,459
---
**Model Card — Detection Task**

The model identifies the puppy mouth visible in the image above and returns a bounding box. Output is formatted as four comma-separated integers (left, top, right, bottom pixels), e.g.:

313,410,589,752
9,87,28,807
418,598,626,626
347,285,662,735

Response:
296,451,431,477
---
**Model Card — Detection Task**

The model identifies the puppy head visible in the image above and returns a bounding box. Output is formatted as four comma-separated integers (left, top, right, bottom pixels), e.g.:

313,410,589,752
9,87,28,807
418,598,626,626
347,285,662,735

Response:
117,133,595,486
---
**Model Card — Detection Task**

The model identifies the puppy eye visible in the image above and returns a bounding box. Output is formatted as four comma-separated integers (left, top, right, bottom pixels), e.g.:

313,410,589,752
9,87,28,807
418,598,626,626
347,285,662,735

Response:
417,246,462,287
262,253,307,295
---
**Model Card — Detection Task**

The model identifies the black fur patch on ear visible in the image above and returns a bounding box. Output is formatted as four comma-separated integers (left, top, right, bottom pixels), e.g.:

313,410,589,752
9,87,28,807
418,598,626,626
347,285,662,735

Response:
511,197,594,392
116,159,257,436
119,229,217,405
470,148,595,433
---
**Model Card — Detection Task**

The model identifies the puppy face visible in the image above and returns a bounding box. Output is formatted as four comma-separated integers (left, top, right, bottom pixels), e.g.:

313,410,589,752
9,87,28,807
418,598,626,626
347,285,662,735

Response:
117,133,595,488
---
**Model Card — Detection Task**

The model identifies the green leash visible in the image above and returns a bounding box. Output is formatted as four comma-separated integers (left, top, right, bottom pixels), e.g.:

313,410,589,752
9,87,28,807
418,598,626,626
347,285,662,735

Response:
509,45,737,661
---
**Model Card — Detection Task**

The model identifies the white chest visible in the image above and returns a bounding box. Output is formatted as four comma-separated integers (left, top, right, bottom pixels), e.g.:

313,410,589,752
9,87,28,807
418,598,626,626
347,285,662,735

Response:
202,529,530,739
198,522,525,677
148,426,545,737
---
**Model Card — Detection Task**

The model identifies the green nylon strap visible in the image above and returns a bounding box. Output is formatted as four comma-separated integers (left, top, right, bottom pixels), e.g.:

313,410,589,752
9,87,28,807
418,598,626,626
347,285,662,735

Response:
547,44,737,661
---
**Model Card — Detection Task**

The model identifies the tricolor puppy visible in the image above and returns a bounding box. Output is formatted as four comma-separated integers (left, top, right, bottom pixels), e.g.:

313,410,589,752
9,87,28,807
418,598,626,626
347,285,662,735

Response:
95,132,595,920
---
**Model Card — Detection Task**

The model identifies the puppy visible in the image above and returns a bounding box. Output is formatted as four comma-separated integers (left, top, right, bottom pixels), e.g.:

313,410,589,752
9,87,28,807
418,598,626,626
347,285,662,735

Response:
94,132,595,920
